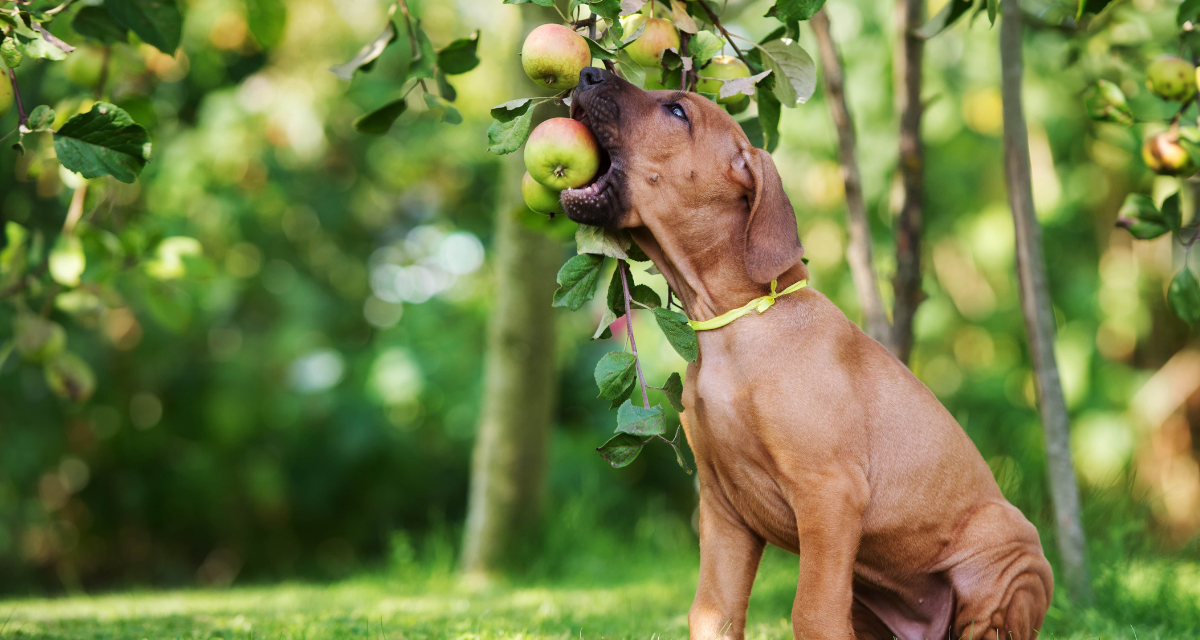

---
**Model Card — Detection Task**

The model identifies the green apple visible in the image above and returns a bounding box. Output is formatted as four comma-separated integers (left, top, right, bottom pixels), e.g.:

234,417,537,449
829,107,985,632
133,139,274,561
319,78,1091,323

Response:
522,171,563,215
620,15,680,68
44,352,96,403
1147,55,1196,102
0,76,11,120
695,56,751,104
14,315,66,363
1142,132,1197,176
524,117,601,191
522,24,592,91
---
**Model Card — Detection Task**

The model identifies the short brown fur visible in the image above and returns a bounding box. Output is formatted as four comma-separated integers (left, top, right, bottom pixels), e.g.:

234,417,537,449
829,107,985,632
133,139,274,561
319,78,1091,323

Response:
566,69,1053,640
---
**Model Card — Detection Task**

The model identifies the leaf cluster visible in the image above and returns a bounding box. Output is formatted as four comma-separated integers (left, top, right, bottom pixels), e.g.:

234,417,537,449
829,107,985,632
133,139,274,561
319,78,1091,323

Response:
331,3,481,136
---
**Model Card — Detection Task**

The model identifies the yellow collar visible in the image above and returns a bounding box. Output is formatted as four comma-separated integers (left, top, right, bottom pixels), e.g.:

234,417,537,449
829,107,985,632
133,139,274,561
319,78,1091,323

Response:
687,279,809,331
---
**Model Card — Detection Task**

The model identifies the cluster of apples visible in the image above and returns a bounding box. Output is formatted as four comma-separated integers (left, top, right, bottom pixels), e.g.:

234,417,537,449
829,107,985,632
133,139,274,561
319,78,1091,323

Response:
1142,56,1200,176
515,14,752,215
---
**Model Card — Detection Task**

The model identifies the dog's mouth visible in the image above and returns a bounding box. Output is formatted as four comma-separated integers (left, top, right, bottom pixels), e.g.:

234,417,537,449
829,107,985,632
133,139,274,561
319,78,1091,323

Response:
561,99,623,226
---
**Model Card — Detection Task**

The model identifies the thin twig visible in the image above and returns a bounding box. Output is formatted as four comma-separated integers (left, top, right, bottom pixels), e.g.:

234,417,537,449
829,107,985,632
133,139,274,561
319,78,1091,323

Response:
94,46,111,100
62,182,89,235
810,11,891,348
618,260,651,409
892,0,927,364
696,1,751,72
7,66,26,126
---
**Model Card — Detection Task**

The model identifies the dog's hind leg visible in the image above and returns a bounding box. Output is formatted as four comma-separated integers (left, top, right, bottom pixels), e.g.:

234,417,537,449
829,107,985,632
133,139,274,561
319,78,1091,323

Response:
689,494,766,640
945,502,1053,640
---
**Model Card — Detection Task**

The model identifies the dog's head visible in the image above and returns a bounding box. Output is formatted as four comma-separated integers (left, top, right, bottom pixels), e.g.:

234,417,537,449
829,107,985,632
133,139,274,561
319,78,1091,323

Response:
563,67,803,284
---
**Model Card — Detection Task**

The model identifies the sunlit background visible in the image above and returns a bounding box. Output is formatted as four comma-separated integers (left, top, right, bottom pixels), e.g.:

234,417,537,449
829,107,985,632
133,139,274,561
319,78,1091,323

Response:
2,0,1200,633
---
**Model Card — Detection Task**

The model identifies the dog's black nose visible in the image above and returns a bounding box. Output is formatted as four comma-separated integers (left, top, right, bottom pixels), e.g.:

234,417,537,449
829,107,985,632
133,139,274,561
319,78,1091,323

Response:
577,67,608,92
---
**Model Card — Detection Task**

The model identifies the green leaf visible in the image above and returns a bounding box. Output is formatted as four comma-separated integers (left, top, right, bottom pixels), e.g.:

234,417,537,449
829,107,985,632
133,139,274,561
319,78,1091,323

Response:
986,0,998,25
353,98,407,135
595,351,638,399
1162,192,1183,234
663,372,684,411
26,105,55,132
436,71,457,102
1114,193,1170,240
490,98,533,121
0,222,29,283
436,30,480,74
423,93,461,125
593,307,618,340
409,24,436,80
915,0,973,39
246,0,287,49
632,284,661,309
487,101,535,155
1179,0,1200,26
739,116,765,149
588,0,624,23
716,69,772,101
1076,0,1113,19
503,0,557,6
688,30,724,63
615,50,645,88
1084,80,1134,126
1,36,22,67
607,264,626,318
105,0,183,54
616,400,666,436
14,314,65,363
1168,267,1200,325
596,432,646,468
577,224,630,259
609,376,636,409
758,90,781,152
552,253,605,310
666,427,692,473
653,307,699,362
585,36,616,61
14,30,69,61
760,39,816,107
627,241,650,262
330,20,397,80
53,102,151,184
49,234,85,287
73,6,130,45
765,0,826,21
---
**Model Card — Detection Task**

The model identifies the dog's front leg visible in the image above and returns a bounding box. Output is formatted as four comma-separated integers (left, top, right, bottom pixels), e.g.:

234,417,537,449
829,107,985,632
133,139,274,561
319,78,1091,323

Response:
790,471,867,640
690,494,765,640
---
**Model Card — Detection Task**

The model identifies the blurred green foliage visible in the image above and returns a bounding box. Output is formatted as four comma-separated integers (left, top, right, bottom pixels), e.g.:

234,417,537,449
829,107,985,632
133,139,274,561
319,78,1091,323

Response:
0,0,1198,624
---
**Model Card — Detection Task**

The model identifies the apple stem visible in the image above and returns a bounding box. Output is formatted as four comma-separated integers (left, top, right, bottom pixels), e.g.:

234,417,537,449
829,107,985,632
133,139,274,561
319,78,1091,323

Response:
618,260,651,410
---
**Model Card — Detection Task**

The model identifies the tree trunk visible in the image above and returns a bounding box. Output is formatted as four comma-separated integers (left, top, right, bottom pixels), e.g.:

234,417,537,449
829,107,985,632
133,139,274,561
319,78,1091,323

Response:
461,10,562,579
891,0,926,364
998,0,1093,604
811,10,892,350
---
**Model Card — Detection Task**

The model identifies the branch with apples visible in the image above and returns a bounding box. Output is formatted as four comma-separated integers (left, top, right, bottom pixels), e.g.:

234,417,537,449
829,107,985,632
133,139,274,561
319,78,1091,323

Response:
487,0,825,471
1078,0,1200,327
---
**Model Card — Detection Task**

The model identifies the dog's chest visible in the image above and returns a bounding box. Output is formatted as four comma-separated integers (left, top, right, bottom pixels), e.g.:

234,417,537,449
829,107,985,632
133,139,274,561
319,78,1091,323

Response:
690,396,801,551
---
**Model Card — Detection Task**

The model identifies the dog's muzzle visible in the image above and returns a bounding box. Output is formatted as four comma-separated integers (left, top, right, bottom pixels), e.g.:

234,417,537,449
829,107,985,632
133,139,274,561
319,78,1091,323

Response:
562,68,625,227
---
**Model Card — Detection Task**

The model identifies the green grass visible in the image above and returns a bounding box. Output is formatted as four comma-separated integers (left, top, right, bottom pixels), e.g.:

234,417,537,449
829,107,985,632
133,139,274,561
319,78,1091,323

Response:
3,544,1200,640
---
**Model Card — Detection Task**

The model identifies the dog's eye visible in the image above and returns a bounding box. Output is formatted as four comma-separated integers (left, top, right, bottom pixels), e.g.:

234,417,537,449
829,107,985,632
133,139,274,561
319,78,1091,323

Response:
666,104,687,120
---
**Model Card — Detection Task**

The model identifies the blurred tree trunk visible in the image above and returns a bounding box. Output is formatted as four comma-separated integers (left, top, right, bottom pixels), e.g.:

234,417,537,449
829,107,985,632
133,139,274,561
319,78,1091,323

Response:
891,0,926,364
461,9,562,579
998,0,1093,604
811,10,893,350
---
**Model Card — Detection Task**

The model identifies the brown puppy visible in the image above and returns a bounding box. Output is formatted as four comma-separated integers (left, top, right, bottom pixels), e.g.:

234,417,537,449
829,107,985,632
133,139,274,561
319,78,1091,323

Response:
562,68,1053,640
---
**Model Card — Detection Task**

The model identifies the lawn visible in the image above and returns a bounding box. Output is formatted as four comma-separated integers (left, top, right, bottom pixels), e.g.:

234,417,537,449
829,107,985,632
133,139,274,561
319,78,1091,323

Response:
3,544,1200,640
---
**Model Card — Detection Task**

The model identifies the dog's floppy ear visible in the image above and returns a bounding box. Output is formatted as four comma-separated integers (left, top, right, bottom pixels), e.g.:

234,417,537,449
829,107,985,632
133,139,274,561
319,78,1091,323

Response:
743,148,803,284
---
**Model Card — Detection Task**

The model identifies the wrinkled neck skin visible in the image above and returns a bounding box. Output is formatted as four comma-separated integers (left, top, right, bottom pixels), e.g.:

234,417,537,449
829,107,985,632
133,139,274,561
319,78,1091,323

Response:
628,201,809,329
